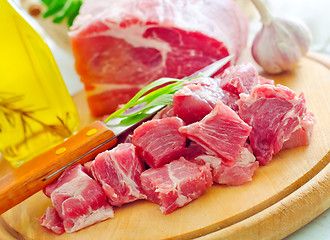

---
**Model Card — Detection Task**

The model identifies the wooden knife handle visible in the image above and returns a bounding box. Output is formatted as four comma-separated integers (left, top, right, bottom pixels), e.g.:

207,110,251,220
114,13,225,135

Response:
0,121,117,215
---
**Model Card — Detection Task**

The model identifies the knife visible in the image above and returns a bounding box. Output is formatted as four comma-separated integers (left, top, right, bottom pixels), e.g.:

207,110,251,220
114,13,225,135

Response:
0,55,233,215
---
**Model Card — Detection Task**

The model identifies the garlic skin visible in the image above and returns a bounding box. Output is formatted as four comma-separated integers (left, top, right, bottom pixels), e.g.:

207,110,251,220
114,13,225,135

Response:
252,17,312,74
250,0,312,74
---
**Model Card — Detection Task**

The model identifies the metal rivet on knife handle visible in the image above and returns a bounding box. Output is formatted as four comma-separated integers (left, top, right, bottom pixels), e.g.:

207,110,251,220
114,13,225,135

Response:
87,128,98,136
55,147,67,155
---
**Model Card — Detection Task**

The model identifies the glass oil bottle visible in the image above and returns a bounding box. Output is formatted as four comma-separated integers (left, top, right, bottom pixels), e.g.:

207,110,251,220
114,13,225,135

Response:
0,0,80,167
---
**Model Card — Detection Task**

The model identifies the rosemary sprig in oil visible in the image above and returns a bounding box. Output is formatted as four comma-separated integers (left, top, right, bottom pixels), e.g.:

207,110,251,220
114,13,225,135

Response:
0,93,72,140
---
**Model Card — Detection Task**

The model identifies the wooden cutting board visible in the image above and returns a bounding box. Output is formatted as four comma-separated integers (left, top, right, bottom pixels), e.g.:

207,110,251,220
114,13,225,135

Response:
0,54,329,240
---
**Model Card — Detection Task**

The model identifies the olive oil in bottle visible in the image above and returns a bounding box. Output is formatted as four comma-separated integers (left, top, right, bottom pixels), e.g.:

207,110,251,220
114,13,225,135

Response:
0,0,79,167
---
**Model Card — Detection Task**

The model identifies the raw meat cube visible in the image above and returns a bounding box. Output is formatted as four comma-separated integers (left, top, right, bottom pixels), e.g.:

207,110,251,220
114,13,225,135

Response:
90,143,146,206
173,83,216,124
132,117,187,168
282,111,315,150
194,147,259,185
258,76,275,86
37,207,65,235
237,84,307,165
83,161,94,177
43,165,114,233
219,62,259,95
173,77,238,124
183,141,209,162
140,157,212,214
179,100,252,166
152,106,176,120
69,0,248,116
216,63,276,97
185,142,258,185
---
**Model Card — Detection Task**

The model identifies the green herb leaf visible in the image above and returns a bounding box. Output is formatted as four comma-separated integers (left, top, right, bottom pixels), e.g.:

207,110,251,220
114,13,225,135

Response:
41,0,83,26
105,77,183,122
104,76,197,127
116,112,151,126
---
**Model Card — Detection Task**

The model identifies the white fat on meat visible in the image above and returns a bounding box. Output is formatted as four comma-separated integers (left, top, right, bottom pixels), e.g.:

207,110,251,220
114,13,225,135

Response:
90,143,146,206
66,205,114,233
44,165,114,234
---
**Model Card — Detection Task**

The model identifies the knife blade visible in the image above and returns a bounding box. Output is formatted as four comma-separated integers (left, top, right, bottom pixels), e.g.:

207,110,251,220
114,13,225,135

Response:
0,55,232,215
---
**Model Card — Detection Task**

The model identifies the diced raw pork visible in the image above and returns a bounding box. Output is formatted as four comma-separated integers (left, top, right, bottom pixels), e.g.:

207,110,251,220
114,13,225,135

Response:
183,141,209,162
237,84,307,165
140,157,212,214
195,148,259,185
185,142,258,185
173,77,238,124
218,62,259,95
119,133,133,144
179,100,252,166
258,76,275,86
216,62,275,97
37,207,65,235
152,105,176,120
83,161,94,177
132,117,187,168
282,111,315,150
90,143,146,206
43,165,114,233
69,0,248,116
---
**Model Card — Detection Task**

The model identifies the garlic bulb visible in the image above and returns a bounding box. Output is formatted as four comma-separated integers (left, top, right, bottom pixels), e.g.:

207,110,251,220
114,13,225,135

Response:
250,0,312,74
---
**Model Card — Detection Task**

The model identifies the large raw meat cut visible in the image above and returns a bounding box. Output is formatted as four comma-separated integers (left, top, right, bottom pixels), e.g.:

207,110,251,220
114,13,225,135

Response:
90,143,146,206
43,165,114,233
140,157,212,214
237,84,307,165
69,0,249,116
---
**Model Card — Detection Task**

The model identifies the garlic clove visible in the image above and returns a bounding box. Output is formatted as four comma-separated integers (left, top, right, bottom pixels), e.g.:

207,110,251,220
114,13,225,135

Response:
280,17,312,56
251,3,312,75
252,18,310,74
